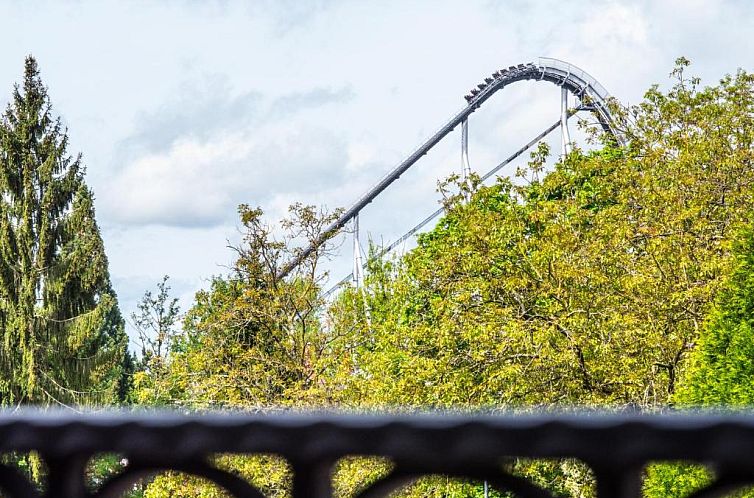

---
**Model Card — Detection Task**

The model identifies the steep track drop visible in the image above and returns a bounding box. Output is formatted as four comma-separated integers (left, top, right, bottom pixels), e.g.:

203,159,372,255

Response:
278,57,623,280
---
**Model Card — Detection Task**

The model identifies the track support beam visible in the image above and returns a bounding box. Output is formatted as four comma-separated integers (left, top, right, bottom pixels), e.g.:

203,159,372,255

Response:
276,59,621,281
461,119,472,190
561,87,572,156
352,215,364,288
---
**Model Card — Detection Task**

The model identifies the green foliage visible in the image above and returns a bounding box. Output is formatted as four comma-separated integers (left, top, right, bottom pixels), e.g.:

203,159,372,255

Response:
643,463,713,498
133,275,181,368
644,221,754,497
142,455,291,498
676,225,754,406
507,459,594,498
133,203,346,409
332,457,392,498
128,276,180,404
85,454,130,492
0,57,127,407
134,59,754,498
333,61,754,411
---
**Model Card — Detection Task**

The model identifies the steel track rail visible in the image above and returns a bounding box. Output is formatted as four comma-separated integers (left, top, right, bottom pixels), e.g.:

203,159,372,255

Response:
323,113,575,297
277,58,622,280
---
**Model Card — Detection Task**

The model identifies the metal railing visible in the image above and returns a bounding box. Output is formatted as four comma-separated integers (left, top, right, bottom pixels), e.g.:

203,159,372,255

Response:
0,411,753,497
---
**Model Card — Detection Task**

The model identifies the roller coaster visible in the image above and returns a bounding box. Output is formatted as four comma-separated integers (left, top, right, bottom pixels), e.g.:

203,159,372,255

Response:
277,57,624,292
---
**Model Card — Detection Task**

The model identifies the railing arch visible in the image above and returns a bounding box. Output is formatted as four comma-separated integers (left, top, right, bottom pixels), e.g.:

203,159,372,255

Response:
0,412,752,498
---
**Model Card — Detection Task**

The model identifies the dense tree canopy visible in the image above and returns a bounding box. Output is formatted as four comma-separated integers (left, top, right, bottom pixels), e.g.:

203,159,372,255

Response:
644,220,754,498
6,51,754,498
329,61,754,412
130,59,754,497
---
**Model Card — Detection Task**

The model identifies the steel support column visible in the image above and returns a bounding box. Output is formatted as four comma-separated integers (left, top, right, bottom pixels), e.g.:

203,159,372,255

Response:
277,59,623,280
461,119,472,182
561,87,572,156
352,215,364,288
461,119,472,202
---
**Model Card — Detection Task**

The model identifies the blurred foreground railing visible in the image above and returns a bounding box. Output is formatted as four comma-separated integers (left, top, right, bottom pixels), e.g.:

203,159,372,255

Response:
0,411,752,497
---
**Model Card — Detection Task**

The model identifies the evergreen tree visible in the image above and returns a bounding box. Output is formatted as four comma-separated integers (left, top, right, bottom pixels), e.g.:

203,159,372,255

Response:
643,223,754,498
0,56,127,406
674,223,754,407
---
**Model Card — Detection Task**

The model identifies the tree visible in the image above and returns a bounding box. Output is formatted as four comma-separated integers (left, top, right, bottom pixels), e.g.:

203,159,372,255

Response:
132,203,351,496
334,60,754,411
132,275,180,370
126,276,180,405
644,223,754,498
675,223,754,407
0,56,127,407
133,202,345,408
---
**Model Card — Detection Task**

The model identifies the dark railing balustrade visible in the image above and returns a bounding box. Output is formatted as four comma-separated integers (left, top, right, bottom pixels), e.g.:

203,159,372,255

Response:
0,411,751,498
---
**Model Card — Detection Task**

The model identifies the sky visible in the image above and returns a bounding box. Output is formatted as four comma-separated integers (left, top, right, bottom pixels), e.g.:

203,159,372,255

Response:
0,0,751,349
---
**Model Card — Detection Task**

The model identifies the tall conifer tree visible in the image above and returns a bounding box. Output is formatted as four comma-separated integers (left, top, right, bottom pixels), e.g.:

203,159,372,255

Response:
0,56,127,406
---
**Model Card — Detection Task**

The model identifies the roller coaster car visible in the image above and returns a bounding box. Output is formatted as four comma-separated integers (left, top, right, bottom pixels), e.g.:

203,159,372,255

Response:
470,88,480,96
492,71,501,77
508,66,517,71
484,77,493,83
477,84,486,90
517,64,526,69
464,94,474,102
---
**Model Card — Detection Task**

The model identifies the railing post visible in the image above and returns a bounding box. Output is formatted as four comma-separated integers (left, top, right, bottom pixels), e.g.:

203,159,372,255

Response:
592,465,643,498
44,454,89,498
291,460,334,498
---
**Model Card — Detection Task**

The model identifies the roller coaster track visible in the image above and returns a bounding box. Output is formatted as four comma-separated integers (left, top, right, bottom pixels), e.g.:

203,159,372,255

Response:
322,112,575,297
277,57,624,281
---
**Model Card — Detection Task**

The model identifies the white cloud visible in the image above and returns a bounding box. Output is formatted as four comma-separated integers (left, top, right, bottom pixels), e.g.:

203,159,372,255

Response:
101,80,353,228
1,0,751,344
579,3,648,48
104,133,252,226
103,123,349,227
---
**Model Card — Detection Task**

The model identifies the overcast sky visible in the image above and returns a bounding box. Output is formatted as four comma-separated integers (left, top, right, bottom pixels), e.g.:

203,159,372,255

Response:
0,0,751,348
